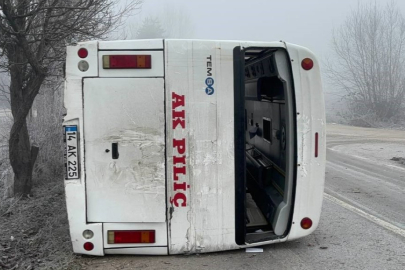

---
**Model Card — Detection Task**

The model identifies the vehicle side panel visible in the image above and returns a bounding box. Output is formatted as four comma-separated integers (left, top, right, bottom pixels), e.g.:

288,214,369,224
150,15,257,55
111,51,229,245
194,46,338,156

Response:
165,40,293,254
165,40,238,254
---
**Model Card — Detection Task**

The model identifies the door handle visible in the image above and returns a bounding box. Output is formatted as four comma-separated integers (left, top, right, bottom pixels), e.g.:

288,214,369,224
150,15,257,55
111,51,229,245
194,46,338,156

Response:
112,143,119,159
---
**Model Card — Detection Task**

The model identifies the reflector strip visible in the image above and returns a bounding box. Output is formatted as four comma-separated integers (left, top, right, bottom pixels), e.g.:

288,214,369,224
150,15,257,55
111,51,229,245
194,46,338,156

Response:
315,132,319,158
102,55,152,69
107,230,156,244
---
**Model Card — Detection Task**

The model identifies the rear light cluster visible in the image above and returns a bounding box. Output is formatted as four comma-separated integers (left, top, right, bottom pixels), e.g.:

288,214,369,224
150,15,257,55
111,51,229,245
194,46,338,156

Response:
76,48,153,72
108,230,156,244
102,55,152,69
83,242,94,251
83,230,94,239
77,48,89,72
82,230,94,251
78,48,88,58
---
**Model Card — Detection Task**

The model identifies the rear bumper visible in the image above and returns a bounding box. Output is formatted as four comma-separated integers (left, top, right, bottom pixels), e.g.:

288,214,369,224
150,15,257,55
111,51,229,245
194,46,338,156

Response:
105,247,168,255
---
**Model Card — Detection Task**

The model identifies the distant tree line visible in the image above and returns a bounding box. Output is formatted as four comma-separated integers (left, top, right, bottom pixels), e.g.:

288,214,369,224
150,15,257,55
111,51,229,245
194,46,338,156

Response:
327,1,405,126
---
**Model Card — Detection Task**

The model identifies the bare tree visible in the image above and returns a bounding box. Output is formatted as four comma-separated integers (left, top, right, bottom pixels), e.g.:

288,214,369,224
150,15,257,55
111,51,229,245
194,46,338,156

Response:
0,0,142,197
326,2,405,123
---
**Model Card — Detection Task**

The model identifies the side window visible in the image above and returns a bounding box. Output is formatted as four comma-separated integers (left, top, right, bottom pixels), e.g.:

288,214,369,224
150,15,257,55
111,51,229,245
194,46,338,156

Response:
245,109,247,131
263,117,272,143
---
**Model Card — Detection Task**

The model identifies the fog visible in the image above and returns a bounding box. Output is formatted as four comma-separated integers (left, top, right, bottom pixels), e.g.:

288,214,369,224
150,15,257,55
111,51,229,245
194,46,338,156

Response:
2,0,404,119
137,0,404,57
130,0,405,123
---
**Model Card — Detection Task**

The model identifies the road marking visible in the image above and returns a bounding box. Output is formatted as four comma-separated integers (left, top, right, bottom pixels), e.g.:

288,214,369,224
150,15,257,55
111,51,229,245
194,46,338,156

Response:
328,147,405,172
328,147,369,161
324,193,405,238
386,164,405,172
327,148,339,151
351,155,368,160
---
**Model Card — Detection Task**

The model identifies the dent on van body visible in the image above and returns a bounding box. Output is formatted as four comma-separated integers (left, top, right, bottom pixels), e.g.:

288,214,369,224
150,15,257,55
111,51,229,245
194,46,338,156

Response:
90,128,165,195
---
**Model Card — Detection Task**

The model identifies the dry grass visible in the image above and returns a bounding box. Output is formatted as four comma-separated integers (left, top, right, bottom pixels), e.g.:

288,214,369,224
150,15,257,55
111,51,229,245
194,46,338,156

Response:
0,85,84,269
0,108,11,156
0,181,82,270
0,108,12,199
28,85,65,183
327,109,405,131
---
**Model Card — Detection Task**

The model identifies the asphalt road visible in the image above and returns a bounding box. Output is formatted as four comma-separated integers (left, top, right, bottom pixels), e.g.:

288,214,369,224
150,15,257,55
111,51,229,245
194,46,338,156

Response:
75,124,405,270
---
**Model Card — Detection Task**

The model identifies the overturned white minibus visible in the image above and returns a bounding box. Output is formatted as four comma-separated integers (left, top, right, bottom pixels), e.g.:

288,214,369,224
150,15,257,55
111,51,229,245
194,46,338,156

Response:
63,39,326,255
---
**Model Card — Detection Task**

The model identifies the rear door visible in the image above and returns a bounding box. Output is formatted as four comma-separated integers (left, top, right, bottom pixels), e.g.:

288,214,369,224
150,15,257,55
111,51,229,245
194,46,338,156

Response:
84,78,166,223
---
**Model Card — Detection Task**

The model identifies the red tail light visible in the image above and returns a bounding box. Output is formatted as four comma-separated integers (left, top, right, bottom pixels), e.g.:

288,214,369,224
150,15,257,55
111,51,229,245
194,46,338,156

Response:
315,132,319,158
300,217,313,229
108,230,155,244
83,242,94,251
301,58,314,70
103,55,152,69
78,48,88,59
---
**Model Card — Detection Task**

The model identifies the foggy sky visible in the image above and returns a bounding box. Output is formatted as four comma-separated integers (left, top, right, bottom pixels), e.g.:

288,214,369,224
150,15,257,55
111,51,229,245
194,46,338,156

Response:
138,0,405,59
131,0,405,103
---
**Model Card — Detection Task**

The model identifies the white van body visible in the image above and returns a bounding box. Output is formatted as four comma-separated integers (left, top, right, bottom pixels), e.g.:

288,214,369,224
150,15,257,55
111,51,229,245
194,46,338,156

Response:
63,39,325,256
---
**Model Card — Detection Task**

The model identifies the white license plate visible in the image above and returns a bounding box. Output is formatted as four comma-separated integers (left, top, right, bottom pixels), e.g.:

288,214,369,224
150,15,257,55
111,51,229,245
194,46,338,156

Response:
64,125,79,179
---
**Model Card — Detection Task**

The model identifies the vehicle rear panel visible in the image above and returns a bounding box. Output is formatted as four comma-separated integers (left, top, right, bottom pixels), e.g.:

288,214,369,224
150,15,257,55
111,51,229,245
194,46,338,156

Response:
64,40,169,255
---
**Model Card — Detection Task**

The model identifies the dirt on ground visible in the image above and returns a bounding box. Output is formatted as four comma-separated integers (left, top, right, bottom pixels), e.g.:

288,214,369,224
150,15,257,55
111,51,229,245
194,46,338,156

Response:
391,157,405,165
0,181,82,270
